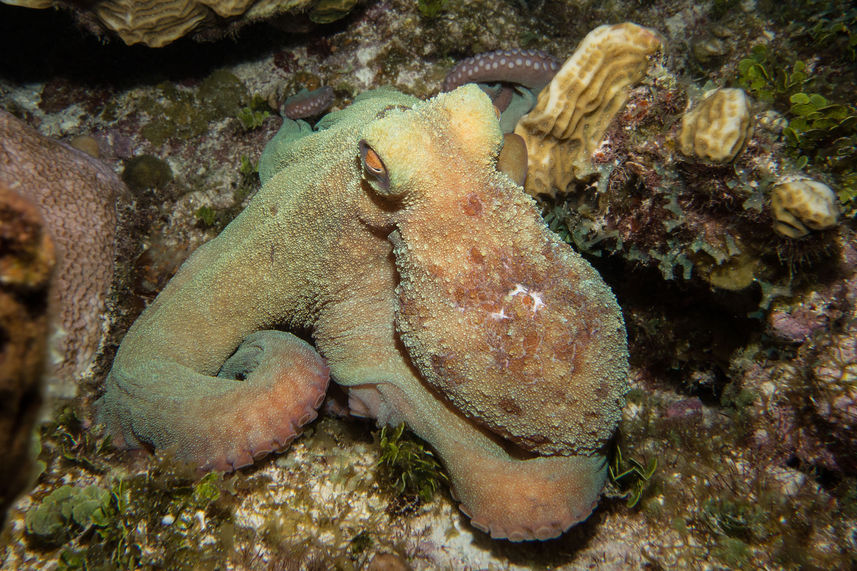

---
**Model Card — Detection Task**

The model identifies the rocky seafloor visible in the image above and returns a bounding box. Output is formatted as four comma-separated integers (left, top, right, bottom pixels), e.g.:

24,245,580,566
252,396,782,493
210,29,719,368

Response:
1,0,856,569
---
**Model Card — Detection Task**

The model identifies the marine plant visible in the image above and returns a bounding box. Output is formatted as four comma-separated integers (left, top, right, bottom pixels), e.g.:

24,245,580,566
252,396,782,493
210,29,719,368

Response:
236,94,272,131
193,205,217,227
191,156,259,231
736,44,857,214
25,485,111,545
41,406,113,474
784,93,856,154
236,155,260,202
239,154,258,180
416,0,447,19
607,444,658,508
23,409,237,571
798,0,857,62
736,45,808,106
376,424,447,504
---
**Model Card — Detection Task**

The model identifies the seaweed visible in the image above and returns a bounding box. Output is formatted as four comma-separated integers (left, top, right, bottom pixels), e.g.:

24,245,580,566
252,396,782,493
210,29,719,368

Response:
236,94,272,131
416,0,448,19
375,424,448,505
736,44,857,214
607,444,658,508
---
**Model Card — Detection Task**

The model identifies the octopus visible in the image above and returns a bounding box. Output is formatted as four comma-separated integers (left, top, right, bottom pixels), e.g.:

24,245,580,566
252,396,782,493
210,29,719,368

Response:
98,85,629,542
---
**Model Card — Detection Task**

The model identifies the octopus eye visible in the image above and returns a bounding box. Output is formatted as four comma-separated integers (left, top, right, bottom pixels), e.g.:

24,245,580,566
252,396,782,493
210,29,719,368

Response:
359,140,391,193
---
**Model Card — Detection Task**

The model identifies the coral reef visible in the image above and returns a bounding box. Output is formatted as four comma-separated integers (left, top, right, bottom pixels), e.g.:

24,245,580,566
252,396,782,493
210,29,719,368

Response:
0,183,54,525
678,88,754,163
770,177,840,238
514,23,662,198
1,0,856,567
0,111,127,395
99,86,628,541
529,34,845,304
0,0,322,47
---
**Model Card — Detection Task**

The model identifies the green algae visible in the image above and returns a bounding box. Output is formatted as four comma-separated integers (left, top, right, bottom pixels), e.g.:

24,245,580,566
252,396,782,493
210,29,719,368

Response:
376,423,448,504
140,70,249,146
735,42,857,214
607,444,658,508
236,107,270,131
26,486,95,543
121,154,173,193
23,466,236,569
193,205,218,227
236,94,272,131
417,0,448,19
25,402,238,569
191,155,260,231
41,406,112,474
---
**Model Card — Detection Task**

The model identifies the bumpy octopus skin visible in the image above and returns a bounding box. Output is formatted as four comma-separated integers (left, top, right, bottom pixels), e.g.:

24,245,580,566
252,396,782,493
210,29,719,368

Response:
98,85,629,541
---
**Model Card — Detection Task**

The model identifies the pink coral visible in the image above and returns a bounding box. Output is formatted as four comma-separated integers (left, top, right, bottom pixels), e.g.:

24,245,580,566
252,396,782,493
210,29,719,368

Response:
0,111,128,392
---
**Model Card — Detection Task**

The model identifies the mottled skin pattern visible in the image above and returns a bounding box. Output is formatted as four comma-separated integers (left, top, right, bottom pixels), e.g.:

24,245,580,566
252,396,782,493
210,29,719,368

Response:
99,86,629,541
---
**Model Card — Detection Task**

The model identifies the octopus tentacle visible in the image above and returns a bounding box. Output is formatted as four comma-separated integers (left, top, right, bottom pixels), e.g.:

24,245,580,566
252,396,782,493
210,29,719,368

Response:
282,86,335,120
99,330,328,471
96,178,336,470
362,380,605,541
442,48,560,92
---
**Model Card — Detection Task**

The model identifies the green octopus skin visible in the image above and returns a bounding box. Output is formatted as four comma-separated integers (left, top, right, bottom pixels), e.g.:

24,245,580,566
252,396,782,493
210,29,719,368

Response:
98,85,629,541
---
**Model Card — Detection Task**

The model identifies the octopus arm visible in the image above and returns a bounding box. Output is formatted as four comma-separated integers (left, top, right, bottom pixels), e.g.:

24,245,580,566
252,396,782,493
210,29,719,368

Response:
98,331,328,471
97,189,331,472
373,379,606,541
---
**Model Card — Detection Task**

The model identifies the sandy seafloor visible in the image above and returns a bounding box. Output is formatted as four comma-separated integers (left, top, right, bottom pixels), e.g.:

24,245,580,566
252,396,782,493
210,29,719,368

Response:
1,0,856,569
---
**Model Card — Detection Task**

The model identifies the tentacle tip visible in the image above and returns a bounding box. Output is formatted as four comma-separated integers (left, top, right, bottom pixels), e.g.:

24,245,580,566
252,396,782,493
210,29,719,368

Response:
297,409,319,426
461,505,579,542
226,450,255,471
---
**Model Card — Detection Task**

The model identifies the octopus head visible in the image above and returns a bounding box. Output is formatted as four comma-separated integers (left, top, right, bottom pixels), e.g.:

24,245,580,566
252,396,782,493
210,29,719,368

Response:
357,85,629,458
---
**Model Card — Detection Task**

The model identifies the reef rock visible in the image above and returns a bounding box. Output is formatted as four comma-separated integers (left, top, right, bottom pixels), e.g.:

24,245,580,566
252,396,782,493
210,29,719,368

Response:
514,22,662,198
679,87,753,163
99,86,629,541
812,320,857,439
770,176,839,238
0,111,126,394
